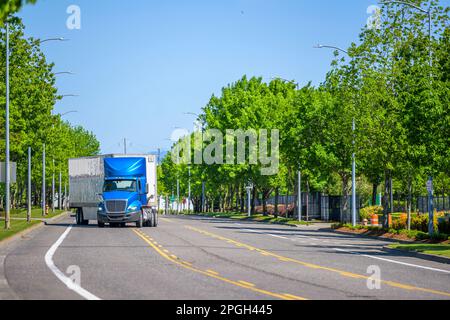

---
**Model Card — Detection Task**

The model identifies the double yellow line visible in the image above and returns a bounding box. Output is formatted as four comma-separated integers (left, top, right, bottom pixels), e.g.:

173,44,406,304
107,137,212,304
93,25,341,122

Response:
132,229,307,300
185,226,450,299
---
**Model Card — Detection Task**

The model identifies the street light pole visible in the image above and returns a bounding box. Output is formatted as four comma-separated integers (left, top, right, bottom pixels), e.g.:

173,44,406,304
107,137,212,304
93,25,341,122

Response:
298,170,302,222
177,178,180,214
52,159,55,213
42,144,46,216
59,169,62,210
352,119,357,226
246,183,254,218
27,147,32,223
5,21,10,229
188,165,191,214
314,44,357,226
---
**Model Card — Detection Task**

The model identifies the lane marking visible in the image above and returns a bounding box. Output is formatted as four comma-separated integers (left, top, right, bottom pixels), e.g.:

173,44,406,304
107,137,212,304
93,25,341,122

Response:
269,234,289,240
132,229,306,300
245,227,450,274
334,248,450,274
185,226,450,298
45,226,101,300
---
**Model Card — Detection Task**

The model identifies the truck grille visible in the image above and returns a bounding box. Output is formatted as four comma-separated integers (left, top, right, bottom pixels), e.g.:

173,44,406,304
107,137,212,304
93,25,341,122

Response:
105,200,127,213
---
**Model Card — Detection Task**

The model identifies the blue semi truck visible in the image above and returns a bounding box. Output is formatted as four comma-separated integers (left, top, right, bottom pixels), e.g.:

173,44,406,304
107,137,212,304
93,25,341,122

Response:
69,154,158,228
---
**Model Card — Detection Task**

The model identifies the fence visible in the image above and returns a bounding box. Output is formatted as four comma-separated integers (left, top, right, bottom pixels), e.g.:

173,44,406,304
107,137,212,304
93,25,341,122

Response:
417,196,450,213
256,193,360,222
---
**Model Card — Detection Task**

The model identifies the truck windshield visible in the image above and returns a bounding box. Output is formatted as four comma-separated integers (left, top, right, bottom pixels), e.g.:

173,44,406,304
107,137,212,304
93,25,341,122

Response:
103,180,137,193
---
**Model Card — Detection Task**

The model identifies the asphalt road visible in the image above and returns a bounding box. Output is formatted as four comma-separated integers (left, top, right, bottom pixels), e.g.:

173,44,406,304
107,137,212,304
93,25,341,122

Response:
1,213,449,300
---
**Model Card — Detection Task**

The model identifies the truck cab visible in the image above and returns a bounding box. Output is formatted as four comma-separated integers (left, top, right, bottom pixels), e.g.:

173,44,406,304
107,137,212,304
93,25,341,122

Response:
97,157,158,228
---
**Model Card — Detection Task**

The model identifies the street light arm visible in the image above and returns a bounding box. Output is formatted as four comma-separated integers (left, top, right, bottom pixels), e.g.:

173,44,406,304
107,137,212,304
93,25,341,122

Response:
59,111,78,117
314,44,349,55
379,1,429,14
40,37,68,43
54,71,75,76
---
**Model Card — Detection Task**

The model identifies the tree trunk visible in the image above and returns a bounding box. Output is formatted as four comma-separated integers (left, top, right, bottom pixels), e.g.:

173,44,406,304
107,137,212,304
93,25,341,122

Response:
274,188,279,217
251,187,257,215
372,183,379,206
382,171,390,229
240,188,245,213
407,177,412,230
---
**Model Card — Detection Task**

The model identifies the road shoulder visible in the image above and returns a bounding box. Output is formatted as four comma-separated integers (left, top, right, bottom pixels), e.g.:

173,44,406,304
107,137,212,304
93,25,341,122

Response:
0,212,71,300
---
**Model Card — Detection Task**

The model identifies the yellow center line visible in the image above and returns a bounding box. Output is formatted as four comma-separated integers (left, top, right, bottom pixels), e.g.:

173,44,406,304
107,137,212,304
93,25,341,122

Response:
238,281,256,287
206,269,220,275
184,226,450,298
283,294,306,300
132,229,307,301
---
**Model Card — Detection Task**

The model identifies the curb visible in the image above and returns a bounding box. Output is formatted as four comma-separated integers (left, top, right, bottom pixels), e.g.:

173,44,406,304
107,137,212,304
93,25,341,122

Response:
183,214,312,228
382,246,450,265
0,212,70,247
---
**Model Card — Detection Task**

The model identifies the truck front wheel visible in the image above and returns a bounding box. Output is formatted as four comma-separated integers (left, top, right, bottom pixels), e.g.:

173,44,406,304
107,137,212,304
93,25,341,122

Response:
136,213,143,228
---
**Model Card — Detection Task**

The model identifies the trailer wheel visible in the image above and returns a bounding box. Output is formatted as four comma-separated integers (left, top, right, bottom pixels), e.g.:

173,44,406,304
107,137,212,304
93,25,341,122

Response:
151,210,158,227
76,208,89,226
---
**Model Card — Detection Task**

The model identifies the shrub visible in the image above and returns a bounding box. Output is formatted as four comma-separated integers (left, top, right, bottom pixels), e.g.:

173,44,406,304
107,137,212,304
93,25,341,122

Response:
360,206,383,221
438,217,450,234
392,215,407,230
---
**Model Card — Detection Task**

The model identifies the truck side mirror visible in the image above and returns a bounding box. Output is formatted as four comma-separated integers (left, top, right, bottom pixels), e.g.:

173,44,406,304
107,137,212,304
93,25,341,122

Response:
146,183,149,194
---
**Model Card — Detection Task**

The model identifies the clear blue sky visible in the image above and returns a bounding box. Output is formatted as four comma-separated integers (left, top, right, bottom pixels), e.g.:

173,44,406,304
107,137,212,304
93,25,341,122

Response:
17,0,450,154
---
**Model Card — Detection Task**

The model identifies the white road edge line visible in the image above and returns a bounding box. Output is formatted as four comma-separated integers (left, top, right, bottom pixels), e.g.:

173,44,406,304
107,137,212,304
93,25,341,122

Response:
45,225,101,300
334,248,450,274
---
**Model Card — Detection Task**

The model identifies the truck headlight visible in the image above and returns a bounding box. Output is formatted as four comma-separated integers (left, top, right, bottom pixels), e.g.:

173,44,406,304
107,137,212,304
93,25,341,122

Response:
128,206,139,212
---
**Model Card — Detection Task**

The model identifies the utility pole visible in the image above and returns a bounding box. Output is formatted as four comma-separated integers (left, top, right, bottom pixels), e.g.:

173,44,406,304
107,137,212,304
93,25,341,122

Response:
5,21,10,230
42,144,46,216
27,147,32,223
124,138,127,155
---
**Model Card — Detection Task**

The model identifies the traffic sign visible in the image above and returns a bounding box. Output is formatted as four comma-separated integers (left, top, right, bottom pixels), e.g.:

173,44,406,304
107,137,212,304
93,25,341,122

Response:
426,178,433,194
